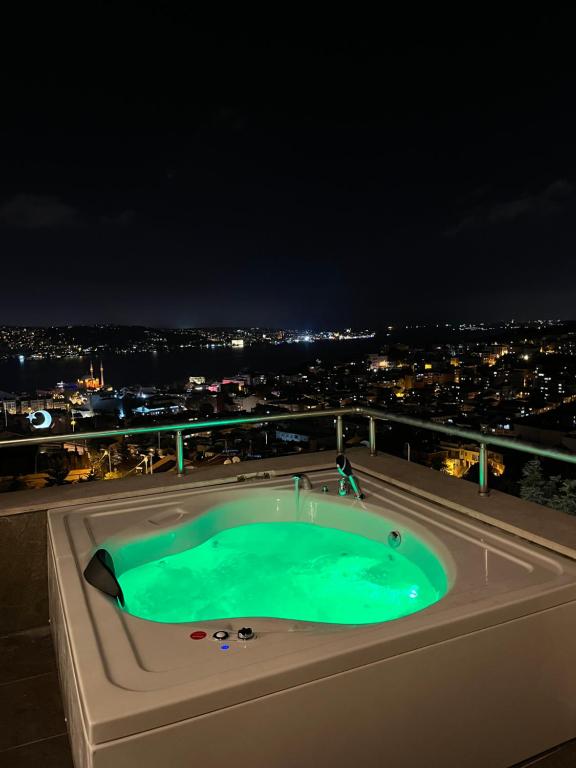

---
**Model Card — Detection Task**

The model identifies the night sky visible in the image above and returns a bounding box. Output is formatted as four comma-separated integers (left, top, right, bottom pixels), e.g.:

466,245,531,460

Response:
1,9,576,328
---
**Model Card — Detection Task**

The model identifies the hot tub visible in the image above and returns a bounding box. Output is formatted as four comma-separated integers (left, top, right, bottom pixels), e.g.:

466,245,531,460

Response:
48,466,576,768
87,488,452,626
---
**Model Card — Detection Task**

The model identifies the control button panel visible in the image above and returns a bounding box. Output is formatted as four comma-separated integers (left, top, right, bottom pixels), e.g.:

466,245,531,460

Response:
188,627,257,648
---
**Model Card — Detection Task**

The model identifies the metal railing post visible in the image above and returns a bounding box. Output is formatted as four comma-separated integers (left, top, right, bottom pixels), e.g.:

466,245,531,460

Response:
176,430,184,476
369,417,377,456
336,415,344,453
478,442,489,496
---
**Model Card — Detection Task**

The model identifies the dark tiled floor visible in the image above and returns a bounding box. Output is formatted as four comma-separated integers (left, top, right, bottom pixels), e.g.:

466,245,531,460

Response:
1,735,73,768
0,627,73,767
0,511,49,636
0,625,56,685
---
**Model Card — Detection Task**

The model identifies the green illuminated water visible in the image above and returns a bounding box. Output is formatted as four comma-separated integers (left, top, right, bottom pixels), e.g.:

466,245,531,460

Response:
118,522,445,624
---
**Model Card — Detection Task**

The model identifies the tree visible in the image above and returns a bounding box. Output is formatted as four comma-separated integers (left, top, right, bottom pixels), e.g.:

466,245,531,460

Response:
549,479,576,516
519,458,576,515
519,459,548,505
46,452,70,486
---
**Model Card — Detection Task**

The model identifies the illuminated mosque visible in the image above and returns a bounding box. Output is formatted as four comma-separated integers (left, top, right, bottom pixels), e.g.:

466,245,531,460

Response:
77,360,105,390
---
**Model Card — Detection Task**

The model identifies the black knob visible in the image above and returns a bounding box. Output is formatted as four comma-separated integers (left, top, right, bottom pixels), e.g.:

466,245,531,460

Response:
213,630,229,641
238,627,254,640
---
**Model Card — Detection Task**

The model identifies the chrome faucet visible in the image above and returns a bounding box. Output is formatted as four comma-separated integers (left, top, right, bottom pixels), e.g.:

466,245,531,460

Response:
292,473,312,491
338,476,351,496
336,454,364,500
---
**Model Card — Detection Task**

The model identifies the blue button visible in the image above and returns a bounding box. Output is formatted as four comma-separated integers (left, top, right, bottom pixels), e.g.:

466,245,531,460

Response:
220,644,230,650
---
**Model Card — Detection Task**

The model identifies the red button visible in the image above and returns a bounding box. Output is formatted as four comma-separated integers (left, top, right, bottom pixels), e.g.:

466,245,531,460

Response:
190,630,207,640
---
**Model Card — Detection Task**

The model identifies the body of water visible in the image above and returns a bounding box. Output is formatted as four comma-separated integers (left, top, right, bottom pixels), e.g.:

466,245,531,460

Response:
0,338,380,393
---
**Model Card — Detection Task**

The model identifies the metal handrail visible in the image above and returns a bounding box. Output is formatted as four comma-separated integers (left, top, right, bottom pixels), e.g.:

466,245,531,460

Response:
362,407,576,496
2,404,576,493
0,407,356,448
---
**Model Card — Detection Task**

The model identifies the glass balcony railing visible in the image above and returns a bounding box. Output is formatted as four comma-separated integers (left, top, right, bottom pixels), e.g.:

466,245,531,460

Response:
3,406,576,505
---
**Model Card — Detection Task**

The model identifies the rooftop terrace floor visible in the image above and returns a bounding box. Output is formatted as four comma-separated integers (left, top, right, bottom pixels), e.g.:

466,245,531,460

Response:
0,627,71,766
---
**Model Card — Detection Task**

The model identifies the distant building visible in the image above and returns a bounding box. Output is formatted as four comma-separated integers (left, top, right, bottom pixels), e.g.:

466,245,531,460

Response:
4,397,67,415
221,378,247,389
440,442,505,478
276,430,309,443
231,339,245,348
133,396,185,417
232,395,262,413
368,354,390,370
